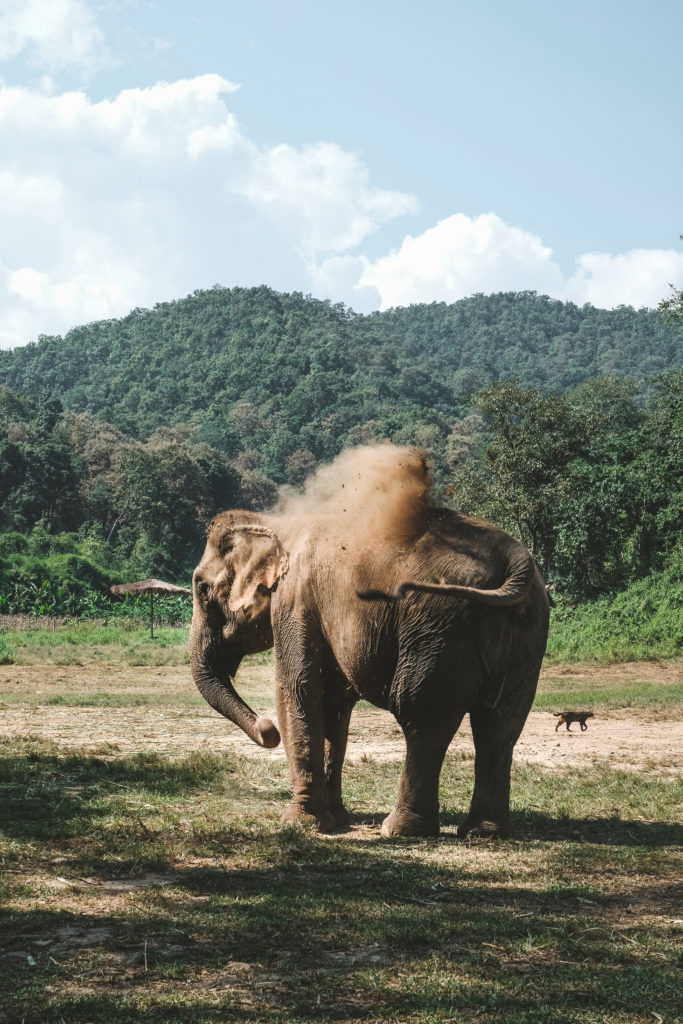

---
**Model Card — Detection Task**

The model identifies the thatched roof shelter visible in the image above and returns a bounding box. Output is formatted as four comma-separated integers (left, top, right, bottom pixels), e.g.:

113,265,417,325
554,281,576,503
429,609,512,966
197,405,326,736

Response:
110,579,191,598
110,578,191,637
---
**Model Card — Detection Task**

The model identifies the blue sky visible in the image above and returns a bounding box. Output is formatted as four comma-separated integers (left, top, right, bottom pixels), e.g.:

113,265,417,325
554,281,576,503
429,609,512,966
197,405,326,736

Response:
1,0,682,347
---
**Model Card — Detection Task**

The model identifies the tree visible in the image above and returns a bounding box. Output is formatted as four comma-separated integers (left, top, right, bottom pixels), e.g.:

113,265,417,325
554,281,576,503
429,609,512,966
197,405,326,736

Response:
551,377,645,596
112,436,241,578
0,395,82,532
637,369,683,566
462,381,586,575
658,235,683,322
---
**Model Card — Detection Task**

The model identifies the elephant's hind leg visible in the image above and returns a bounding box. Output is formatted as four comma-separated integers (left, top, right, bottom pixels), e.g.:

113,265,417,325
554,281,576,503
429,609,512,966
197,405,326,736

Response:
458,680,536,839
381,712,465,838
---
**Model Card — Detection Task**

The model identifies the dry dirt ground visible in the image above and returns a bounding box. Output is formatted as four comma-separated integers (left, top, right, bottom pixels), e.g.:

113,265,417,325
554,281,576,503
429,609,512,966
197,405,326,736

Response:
1,661,681,775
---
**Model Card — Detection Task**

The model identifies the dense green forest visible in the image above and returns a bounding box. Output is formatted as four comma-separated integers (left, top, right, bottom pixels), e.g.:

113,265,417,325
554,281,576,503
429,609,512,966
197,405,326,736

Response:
1,287,680,464
0,287,681,633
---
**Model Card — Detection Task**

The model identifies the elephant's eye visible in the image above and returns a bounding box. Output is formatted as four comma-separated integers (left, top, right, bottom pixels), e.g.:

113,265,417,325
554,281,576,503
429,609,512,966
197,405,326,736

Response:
195,579,210,600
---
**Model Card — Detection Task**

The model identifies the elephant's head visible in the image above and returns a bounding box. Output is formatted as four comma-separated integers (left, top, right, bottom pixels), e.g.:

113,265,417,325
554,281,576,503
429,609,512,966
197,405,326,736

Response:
190,511,288,749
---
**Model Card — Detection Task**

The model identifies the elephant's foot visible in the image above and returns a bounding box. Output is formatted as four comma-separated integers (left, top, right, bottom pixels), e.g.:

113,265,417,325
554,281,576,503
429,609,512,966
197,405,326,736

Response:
381,806,439,838
329,802,352,830
281,803,336,834
456,815,510,840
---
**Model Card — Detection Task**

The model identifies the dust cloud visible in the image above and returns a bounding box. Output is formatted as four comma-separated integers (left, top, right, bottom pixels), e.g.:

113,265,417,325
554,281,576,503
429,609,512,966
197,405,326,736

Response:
275,444,432,544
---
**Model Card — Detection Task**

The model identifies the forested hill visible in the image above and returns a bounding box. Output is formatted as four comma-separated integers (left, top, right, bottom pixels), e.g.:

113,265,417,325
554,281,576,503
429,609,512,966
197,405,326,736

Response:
1,286,681,609
0,288,680,464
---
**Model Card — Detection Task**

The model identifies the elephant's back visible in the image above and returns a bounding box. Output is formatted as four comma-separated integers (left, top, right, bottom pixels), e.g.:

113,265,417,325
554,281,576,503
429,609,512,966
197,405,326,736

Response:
416,508,522,589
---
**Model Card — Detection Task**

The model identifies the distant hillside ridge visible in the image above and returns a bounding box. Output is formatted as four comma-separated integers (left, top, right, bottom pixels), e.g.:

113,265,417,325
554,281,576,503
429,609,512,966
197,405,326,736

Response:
0,287,680,455
1,286,680,601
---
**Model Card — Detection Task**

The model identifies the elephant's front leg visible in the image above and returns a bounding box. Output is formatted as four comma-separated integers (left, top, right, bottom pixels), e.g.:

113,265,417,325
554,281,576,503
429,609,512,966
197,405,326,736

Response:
275,679,336,834
324,696,355,829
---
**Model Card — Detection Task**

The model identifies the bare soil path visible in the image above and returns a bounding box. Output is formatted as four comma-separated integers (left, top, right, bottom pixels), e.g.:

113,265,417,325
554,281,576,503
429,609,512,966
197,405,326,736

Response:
1,660,681,774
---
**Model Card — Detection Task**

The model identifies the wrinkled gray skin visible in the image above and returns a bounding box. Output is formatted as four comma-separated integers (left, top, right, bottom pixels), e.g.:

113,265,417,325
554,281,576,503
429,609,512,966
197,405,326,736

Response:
190,508,549,837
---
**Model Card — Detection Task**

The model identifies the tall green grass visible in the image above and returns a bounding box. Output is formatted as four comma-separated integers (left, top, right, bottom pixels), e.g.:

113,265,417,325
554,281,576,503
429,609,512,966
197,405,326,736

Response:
1,569,681,666
0,634,12,665
0,621,191,666
546,566,683,663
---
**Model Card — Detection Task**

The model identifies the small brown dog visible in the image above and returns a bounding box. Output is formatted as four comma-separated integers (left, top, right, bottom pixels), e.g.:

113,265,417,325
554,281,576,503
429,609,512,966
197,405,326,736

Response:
554,711,594,732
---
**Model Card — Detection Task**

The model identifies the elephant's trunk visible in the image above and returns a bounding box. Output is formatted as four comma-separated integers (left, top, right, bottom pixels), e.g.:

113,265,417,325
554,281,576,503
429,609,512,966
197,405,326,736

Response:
190,619,280,749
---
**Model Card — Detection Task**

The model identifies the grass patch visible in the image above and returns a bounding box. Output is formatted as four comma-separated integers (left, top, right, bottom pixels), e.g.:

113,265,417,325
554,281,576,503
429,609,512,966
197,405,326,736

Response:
42,691,205,708
534,682,683,715
0,621,192,667
0,658,275,712
1,606,680,1019
0,621,279,671
0,648,681,1023
0,633,13,664
1,619,680,721
534,672,683,719
0,736,680,1023
0,624,680,1021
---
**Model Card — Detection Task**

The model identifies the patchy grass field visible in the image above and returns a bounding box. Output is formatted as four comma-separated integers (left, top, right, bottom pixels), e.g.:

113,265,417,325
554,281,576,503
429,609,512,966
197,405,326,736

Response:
0,625,681,1023
0,621,193,669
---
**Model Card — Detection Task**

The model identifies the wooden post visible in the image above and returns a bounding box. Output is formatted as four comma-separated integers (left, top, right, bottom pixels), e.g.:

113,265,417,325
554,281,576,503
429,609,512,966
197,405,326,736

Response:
150,591,155,639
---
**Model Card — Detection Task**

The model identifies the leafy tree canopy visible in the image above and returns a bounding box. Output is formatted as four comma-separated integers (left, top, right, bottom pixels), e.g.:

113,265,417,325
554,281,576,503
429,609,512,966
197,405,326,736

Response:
0,287,680,609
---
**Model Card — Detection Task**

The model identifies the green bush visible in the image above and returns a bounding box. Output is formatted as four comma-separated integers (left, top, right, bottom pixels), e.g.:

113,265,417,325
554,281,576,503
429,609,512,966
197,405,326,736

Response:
0,531,192,622
0,532,28,556
547,562,683,663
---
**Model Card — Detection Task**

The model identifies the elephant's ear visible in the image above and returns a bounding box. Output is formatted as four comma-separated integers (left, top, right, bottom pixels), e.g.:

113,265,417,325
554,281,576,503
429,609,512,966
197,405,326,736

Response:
228,528,289,619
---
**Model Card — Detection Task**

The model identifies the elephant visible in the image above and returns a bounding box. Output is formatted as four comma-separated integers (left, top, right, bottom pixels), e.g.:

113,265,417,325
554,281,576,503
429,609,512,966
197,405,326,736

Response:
190,450,549,838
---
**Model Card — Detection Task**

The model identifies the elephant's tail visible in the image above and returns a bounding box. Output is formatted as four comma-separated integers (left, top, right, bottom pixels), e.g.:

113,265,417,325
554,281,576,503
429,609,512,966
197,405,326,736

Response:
358,551,536,609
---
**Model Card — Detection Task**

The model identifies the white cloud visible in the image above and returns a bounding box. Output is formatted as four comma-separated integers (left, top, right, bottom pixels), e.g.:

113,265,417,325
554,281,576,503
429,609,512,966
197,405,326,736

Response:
0,75,417,347
359,213,565,309
564,249,683,308
0,0,105,70
240,142,418,257
342,212,683,313
7,266,48,299
307,254,380,313
187,114,243,160
0,67,678,348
